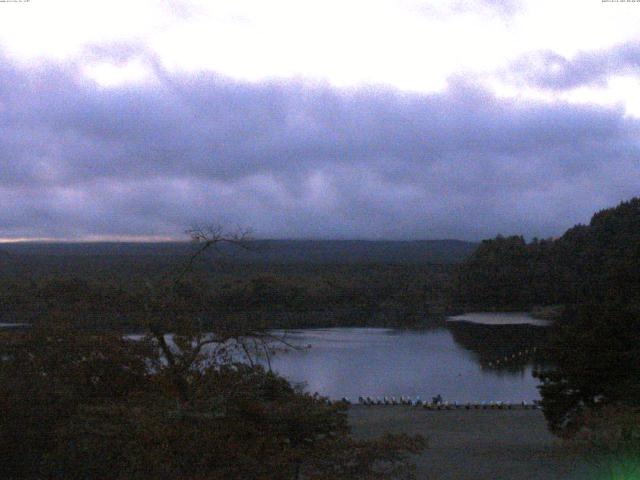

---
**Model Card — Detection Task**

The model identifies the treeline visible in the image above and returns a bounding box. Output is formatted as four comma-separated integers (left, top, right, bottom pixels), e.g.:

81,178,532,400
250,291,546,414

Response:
453,197,640,443
0,262,454,330
452,197,640,311
0,239,477,264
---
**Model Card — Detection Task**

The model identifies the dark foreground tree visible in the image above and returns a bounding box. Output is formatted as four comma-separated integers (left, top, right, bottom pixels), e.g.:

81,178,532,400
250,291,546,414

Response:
0,228,425,479
534,303,640,436
0,318,424,479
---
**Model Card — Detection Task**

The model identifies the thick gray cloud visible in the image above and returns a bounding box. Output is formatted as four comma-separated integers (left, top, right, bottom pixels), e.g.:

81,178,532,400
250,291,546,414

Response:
0,51,638,241
512,41,640,90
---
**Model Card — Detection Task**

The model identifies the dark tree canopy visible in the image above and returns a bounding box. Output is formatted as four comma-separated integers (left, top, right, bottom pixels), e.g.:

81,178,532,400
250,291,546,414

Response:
452,197,640,311
534,303,640,435
0,229,425,479
452,198,640,439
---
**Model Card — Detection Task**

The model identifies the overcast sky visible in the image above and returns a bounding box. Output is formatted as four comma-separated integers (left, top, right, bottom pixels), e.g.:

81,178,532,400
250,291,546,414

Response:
1,0,639,241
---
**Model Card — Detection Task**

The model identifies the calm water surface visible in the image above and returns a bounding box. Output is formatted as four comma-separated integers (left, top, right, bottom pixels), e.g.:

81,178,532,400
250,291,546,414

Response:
1,314,547,403
265,324,545,403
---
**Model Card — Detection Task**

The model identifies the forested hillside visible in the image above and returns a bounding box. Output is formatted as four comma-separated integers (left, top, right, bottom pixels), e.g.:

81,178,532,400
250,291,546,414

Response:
450,198,640,438
0,239,473,329
0,239,477,264
452,198,640,310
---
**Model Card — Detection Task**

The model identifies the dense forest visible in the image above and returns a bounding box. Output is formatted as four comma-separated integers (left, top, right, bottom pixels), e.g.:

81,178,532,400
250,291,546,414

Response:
452,197,640,311
452,198,640,447
2,199,639,330
1,234,427,480
451,198,640,455
0,243,461,330
2,198,639,476
0,239,476,264
2,200,639,330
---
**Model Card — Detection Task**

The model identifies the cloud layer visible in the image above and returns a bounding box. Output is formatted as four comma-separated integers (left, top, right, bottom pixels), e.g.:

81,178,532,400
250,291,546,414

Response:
512,41,640,91
1,51,639,241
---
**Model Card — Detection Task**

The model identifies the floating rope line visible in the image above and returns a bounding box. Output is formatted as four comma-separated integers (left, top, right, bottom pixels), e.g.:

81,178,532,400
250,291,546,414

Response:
322,397,541,410
487,346,538,367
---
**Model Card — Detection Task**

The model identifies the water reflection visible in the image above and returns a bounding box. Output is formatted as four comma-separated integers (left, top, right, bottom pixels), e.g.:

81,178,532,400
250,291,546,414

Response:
264,323,548,403
446,321,550,373
2,316,550,403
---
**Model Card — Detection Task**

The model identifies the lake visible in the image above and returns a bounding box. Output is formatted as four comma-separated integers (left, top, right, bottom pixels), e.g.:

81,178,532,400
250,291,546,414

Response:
1,313,549,404
264,314,549,403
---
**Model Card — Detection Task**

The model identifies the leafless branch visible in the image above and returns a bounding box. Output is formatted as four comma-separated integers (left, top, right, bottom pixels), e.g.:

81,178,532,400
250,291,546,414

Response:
174,225,252,286
240,340,255,368
251,330,304,351
263,342,272,371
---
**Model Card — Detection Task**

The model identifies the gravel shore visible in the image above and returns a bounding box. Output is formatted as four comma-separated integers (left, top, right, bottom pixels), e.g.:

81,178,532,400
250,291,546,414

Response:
349,406,592,480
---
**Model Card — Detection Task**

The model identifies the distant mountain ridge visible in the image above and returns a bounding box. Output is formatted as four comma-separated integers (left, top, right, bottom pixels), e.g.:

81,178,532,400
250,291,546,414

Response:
0,239,477,264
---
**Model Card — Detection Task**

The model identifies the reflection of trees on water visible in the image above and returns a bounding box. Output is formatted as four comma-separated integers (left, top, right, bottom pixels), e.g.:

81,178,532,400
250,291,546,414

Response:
446,321,551,374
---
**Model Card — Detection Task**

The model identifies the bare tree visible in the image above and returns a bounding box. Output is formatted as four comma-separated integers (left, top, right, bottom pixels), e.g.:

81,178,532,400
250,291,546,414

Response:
141,225,299,408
